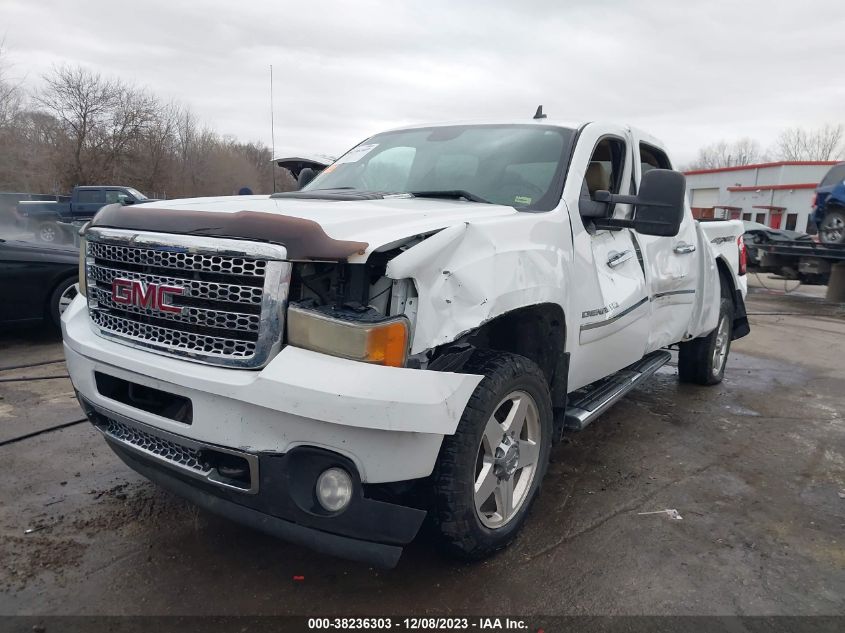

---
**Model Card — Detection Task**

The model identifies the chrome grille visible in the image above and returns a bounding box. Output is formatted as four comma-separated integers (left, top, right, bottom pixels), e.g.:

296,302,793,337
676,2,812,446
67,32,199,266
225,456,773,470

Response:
89,242,268,276
89,265,264,304
85,399,260,494
104,417,207,473
90,310,257,357
85,228,291,368
89,286,260,333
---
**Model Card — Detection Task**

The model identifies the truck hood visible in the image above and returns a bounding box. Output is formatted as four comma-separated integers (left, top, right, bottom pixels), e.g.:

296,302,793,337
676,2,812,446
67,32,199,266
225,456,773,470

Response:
88,195,518,261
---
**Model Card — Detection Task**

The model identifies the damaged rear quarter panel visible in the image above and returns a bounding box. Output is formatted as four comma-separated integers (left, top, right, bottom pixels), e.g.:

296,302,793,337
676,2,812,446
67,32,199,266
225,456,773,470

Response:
386,211,572,355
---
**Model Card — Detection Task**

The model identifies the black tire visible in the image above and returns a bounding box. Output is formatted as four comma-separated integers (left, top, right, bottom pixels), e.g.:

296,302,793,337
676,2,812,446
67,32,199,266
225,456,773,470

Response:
819,209,845,245
37,220,62,244
432,350,553,559
678,288,734,385
47,276,79,329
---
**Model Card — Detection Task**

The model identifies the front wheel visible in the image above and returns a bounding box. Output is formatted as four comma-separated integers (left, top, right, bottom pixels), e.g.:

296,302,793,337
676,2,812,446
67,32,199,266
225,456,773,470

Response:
678,294,734,385
432,351,552,559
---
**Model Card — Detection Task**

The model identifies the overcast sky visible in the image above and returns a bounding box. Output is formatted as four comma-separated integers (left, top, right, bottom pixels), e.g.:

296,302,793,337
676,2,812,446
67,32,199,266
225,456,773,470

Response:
3,0,844,165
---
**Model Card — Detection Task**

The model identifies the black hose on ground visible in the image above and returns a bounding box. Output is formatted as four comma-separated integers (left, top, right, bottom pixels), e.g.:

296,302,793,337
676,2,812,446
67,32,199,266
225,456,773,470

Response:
0,418,88,448
0,375,70,383
0,359,65,372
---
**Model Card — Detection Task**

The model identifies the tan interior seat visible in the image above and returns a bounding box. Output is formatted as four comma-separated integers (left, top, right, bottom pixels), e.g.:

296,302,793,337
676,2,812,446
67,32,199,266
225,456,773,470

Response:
585,161,610,195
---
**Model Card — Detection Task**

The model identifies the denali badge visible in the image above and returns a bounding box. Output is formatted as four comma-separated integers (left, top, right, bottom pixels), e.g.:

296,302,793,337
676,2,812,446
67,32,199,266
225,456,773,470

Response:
111,278,184,314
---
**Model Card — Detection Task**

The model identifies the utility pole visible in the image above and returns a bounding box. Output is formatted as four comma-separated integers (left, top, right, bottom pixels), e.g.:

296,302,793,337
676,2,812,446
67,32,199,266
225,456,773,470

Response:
270,64,277,193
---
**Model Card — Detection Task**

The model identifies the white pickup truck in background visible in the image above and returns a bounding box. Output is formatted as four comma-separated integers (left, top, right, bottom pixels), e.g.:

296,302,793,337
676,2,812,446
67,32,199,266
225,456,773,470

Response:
63,116,749,567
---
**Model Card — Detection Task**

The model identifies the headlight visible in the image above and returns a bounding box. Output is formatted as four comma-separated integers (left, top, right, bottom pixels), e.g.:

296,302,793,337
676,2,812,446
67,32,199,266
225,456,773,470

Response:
77,232,87,297
287,305,409,367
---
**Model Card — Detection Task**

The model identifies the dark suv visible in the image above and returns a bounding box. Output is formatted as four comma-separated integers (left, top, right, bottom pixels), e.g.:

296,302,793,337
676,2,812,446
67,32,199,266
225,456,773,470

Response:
813,162,845,244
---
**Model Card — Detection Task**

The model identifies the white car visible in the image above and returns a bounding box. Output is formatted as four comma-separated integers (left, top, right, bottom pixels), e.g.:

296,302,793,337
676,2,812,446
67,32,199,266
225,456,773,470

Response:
63,117,749,567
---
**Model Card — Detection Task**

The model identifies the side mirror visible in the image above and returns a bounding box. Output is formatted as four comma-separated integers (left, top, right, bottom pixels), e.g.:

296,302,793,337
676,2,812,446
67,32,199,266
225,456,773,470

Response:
120,197,135,206
631,169,685,236
593,169,686,237
297,168,317,190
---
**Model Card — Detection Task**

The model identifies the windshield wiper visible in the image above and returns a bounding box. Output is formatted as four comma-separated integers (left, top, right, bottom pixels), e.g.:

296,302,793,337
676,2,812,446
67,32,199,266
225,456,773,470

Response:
410,190,490,204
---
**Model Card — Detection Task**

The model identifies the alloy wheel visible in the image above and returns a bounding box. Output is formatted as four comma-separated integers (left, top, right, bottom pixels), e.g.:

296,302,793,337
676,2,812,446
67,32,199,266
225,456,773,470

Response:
58,284,79,316
711,314,730,378
474,390,541,529
40,224,57,242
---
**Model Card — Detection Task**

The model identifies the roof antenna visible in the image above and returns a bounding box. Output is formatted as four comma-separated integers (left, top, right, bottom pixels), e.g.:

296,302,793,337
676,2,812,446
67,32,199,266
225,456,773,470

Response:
533,105,547,120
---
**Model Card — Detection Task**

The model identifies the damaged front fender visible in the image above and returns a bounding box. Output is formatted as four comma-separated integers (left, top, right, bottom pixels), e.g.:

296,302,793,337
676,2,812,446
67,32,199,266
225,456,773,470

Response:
386,214,571,355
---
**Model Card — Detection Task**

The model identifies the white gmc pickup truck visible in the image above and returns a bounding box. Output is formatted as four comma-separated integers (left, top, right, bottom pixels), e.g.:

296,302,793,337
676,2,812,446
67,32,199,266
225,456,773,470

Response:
63,118,749,567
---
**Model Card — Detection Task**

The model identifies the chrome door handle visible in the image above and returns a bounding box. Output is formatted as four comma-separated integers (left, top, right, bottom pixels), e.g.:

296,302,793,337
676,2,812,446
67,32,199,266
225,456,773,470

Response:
673,242,696,254
607,250,633,268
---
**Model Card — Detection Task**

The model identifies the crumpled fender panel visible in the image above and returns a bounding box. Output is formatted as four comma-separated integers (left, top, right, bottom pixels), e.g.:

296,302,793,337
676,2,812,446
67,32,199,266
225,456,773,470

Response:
387,214,571,355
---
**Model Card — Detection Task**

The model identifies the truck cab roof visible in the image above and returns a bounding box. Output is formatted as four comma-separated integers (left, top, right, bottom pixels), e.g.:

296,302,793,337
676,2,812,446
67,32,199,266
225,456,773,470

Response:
378,119,668,150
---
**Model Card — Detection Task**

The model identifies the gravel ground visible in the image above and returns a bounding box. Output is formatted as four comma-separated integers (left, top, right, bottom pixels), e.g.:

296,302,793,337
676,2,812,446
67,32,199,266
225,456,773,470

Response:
0,287,843,616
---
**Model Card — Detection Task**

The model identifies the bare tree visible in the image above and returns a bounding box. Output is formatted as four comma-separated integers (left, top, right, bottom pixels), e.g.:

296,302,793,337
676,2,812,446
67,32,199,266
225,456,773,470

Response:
0,41,22,130
775,124,844,161
100,84,158,181
775,127,804,161
730,138,764,166
134,100,179,196
688,138,765,169
0,43,31,192
2,58,280,198
35,65,122,184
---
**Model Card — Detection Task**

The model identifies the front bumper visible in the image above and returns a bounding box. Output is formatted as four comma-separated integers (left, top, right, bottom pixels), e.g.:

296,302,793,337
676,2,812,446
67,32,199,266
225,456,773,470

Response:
62,296,481,483
62,295,482,566
80,398,424,568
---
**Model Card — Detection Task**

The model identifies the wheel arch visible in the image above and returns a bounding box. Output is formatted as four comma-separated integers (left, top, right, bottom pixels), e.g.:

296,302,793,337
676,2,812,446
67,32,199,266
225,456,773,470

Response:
714,255,750,340
427,302,568,409
33,212,63,226
714,255,735,298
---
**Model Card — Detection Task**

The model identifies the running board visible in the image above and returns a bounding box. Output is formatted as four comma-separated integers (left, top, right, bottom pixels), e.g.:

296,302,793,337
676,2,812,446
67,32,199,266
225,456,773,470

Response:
563,351,672,431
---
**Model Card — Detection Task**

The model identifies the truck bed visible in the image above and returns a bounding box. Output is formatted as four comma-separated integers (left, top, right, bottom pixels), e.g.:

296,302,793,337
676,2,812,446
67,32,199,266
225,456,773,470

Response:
699,219,744,279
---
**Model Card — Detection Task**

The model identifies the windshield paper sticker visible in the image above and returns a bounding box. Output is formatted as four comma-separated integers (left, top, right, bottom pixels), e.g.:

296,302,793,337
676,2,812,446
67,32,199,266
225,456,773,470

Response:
514,196,532,205
335,143,379,164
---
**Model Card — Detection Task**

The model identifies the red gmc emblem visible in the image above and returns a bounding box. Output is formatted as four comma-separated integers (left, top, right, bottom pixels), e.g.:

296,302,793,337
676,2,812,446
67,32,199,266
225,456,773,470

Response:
111,278,184,314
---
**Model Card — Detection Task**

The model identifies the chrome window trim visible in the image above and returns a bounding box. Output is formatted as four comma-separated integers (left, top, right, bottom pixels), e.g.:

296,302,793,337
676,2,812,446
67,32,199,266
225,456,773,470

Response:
85,227,291,369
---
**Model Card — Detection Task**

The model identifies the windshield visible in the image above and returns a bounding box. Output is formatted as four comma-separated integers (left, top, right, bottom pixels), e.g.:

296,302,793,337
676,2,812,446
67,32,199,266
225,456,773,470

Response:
124,187,147,200
304,124,575,210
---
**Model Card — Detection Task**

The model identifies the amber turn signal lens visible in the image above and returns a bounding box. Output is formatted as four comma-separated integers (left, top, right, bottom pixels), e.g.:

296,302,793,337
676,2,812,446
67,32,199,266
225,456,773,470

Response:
365,319,409,367
287,306,410,367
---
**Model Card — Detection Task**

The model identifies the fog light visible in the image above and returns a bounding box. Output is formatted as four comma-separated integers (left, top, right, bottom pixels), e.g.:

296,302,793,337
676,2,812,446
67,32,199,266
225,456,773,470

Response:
316,467,353,512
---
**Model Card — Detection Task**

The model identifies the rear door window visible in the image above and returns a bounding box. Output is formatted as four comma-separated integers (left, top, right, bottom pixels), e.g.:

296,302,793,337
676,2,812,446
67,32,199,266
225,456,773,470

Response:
820,164,845,187
77,189,105,204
